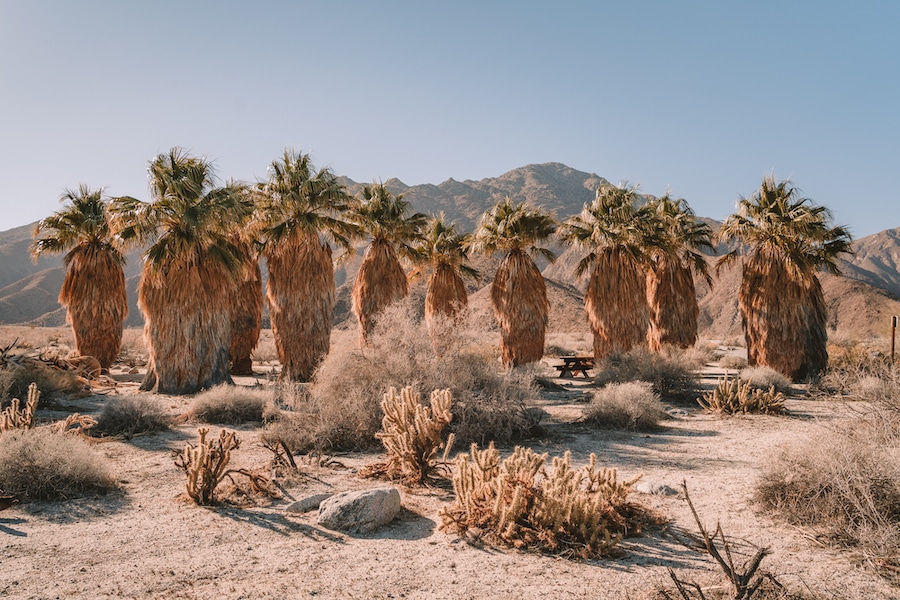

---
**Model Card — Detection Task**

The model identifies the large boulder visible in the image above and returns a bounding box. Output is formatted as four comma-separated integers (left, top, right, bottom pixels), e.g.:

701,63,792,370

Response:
316,487,401,534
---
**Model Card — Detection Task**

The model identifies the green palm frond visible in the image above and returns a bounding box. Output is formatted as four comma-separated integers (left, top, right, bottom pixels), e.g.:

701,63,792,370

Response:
646,194,715,286
32,184,124,265
717,176,853,277
411,213,479,281
558,183,661,275
109,148,253,276
348,182,427,253
469,196,557,260
256,149,359,254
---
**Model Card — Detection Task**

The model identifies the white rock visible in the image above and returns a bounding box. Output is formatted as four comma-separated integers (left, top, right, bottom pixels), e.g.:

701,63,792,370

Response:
317,487,401,533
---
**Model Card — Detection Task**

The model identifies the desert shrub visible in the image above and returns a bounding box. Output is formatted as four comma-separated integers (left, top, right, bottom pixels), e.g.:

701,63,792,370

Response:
739,366,791,393
174,427,240,505
0,382,39,432
187,384,273,424
0,362,89,404
266,302,538,453
594,347,698,401
757,424,900,573
362,386,454,484
718,354,748,370
439,443,646,559
584,381,667,431
92,395,171,437
699,373,784,415
0,427,117,500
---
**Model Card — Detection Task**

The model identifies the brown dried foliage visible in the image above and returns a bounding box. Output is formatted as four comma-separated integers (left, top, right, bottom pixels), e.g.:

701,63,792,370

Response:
266,232,335,381
59,245,128,369
491,250,548,367
425,263,468,340
585,248,649,360
352,238,409,346
228,251,262,376
647,255,699,352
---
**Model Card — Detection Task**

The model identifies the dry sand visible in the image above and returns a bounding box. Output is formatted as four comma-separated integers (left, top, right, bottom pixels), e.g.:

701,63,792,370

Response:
2,361,898,600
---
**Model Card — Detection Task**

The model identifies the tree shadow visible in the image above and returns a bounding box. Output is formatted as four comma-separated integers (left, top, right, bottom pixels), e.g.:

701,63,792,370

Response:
0,516,27,537
19,490,129,523
215,506,345,542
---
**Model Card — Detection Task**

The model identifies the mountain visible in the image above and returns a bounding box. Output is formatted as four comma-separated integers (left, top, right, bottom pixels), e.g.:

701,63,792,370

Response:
0,162,897,341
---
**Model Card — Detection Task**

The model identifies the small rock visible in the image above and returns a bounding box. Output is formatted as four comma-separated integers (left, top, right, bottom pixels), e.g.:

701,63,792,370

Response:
284,493,333,513
634,481,679,496
317,487,401,533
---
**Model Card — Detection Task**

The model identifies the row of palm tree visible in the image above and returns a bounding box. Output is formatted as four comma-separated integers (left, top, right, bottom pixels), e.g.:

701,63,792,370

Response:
30,148,852,393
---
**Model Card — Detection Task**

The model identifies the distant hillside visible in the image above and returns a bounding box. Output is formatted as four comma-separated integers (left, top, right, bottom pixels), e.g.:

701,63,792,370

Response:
0,162,897,341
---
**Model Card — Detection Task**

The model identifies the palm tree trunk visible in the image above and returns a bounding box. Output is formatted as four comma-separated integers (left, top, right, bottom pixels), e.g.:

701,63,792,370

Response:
228,258,263,376
491,249,548,367
425,263,468,348
266,233,335,381
138,259,233,394
585,248,648,360
801,275,828,379
352,238,408,347
59,245,128,370
646,254,699,351
739,253,808,380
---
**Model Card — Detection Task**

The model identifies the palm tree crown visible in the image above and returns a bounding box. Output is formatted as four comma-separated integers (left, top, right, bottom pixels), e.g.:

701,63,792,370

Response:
646,194,714,285
717,176,852,276
349,182,427,252
469,196,557,261
412,214,479,280
32,184,124,264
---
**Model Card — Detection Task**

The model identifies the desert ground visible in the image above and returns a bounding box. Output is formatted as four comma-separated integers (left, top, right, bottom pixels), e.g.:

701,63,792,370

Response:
1,326,898,600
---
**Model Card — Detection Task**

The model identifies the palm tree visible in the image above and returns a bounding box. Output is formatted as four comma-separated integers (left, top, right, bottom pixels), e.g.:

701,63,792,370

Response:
718,176,852,380
558,184,662,360
256,149,357,381
110,148,252,394
644,194,714,351
226,231,263,376
411,214,479,342
31,185,128,370
348,182,427,346
470,197,556,367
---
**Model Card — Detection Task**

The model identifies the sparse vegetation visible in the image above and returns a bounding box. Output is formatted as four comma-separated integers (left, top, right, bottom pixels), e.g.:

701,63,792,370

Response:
363,386,454,484
594,347,699,401
187,384,272,424
440,443,647,559
174,427,240,505
92,395,171,437
719,354,748,370
583,381,667,431
739,366,791,393
698,372,785,415
0,382,39,432
0,426,117,500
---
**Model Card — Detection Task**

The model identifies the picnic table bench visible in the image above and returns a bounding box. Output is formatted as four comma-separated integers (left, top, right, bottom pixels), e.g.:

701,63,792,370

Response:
554,356,594,378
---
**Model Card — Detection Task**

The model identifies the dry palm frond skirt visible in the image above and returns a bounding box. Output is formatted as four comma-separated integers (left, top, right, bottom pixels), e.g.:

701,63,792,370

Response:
740,255,827,380
425,264,468,338
585,249,649,360
646,255,698,351
266,233,336,381
60,245,128,370
491,250,548,367
228,257,263,376
138,260,233,394
352,239,408,347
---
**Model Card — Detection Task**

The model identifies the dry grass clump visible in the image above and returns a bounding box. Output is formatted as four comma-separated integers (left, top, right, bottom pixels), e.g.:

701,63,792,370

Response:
265,302,538,453
719,354,748,370
0,427,117,500
0,362,89,404
583,382,667,431
757,423,900,576
813,340,895,400
699,373,785,415
440,443,648,559
739,366,792,393
362,386,454,484
594,347,698,401
92,395,171,437
187,384,273,424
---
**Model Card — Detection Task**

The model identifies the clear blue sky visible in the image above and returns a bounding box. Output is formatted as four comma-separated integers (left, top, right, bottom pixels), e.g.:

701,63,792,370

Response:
1,1,897,237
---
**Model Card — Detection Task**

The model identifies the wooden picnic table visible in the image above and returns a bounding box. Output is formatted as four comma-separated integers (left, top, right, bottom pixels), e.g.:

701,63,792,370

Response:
554,356,594,378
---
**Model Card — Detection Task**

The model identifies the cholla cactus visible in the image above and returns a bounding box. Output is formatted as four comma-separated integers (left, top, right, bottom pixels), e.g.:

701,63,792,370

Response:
0,383,39,432
440,443,642,558
374,386,454,483
698,372,785,414
174,428,240,505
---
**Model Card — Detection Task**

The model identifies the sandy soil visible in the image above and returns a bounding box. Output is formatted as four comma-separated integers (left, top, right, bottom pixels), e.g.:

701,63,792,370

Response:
2,361,898,600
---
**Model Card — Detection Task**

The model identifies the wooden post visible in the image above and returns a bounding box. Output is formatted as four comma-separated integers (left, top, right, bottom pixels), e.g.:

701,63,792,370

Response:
892,315,897,363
